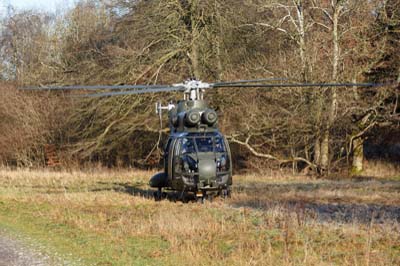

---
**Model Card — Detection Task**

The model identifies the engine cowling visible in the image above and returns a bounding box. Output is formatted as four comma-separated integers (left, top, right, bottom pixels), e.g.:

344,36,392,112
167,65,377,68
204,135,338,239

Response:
185,110,201,126
202,109,218,126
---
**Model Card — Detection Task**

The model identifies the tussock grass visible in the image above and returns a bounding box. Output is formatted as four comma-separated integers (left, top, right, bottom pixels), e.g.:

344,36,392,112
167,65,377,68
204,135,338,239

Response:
363,160,400,179
0,168,399,265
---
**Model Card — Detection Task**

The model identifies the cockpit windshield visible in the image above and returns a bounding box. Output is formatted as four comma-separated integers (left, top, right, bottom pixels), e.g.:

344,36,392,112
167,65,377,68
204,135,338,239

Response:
179,136,227,154
195,137,213,152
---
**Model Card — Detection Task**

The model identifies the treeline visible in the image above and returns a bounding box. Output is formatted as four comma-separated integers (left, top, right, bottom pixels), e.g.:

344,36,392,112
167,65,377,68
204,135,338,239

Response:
0,0,399,173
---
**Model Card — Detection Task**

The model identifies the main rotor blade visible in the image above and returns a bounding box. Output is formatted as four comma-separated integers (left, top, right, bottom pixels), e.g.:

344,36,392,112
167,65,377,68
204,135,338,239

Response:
213,82,387,88
212,78,287,86
78,86,186,97
20,84,169,91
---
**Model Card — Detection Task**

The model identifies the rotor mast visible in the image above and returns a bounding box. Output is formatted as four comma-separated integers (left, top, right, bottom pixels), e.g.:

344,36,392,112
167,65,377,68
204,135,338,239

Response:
174,79,210,101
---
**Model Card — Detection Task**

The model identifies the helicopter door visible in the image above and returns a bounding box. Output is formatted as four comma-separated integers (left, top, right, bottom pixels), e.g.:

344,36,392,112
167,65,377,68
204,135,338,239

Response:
164,138,173,173
172,137,197,178
171,138,183,178
167,138,177,179
223,136,233,176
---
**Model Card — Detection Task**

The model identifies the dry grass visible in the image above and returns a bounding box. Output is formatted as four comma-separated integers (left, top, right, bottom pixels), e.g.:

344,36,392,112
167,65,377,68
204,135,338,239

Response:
232,178,400,206
0,168,399,266
363,160,400,179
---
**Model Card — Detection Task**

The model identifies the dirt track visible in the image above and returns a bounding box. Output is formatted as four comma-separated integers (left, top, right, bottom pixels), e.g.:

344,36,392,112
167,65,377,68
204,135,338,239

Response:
230,200,400,224
0,231,50,266
231,179,400,224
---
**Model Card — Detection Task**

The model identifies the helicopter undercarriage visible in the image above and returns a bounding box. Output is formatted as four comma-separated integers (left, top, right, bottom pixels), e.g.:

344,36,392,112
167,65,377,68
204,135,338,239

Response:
151,167,232,202
153,186,231,203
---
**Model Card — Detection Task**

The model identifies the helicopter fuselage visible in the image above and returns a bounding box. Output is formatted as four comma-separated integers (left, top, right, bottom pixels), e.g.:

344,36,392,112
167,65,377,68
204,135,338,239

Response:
149,99,232,197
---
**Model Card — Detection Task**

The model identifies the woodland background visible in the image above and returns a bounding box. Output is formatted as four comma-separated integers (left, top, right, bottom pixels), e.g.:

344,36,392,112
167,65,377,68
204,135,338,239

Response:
0,0,399,175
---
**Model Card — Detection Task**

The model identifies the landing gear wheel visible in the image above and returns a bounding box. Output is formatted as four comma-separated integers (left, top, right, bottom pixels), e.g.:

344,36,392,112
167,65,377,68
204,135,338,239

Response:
182,196,190,203
196,190,206,204
197,196,205,204
220,189,225,199
207,194,214,202
222,188,232,199
154,187,163,201
180,191,192,203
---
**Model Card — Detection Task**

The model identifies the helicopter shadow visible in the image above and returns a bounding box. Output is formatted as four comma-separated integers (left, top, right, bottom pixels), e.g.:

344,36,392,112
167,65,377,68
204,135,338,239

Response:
91,181,191,202
90,181,154,198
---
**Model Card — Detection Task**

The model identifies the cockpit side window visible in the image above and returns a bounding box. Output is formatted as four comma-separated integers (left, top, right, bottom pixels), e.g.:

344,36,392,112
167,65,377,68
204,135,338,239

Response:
214,137,226,153
180,138,196,154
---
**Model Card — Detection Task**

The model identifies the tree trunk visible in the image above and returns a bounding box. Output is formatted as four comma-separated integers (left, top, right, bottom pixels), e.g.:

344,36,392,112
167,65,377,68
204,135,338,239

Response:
215,34,223,81
190,39,201,79
189,0,201,79
296,0,322,170
352,137,364,173
295,0,308,81
320,2,342,171
215,0,223,81
352,78,359,101
320,130,330,170
314,134,321,165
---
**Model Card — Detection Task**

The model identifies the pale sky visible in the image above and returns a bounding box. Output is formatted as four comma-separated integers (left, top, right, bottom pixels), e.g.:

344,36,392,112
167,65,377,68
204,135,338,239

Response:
2,0,76,13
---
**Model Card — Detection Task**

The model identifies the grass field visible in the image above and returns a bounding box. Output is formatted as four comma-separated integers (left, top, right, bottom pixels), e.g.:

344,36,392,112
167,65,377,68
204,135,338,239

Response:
0,168,399,265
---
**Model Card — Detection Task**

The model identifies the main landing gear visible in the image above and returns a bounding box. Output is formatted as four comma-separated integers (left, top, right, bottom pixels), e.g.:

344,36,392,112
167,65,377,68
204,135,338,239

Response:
153,187,231,202
154,187,167,201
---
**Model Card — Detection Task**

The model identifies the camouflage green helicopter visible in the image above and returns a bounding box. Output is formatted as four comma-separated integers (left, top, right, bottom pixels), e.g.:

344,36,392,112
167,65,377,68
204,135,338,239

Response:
24,78,383,202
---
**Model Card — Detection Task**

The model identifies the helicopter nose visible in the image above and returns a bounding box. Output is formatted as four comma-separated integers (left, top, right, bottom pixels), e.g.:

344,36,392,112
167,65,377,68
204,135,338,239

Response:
198,159,216,181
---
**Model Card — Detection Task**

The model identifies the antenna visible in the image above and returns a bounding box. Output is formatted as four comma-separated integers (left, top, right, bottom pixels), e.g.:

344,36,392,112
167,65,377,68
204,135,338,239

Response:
156,102,176,128
155,102,176,115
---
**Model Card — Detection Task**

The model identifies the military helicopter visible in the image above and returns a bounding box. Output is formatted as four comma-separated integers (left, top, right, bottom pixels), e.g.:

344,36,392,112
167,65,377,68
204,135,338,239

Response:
23,78,385,202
